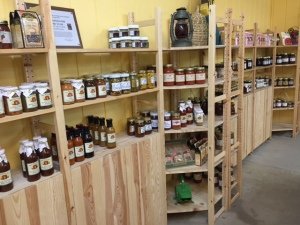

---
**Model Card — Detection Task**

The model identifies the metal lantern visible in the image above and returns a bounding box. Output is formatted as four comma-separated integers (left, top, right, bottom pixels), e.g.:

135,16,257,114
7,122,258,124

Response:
170,7,193,47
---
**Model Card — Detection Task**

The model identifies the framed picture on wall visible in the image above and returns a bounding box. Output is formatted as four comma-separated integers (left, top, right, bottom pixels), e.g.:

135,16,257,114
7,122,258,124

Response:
26,3,83,48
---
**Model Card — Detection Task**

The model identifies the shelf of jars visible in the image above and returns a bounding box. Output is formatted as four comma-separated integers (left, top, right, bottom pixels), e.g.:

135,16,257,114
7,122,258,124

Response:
274,86,295,89
163,83,208,90
0,48,48,55
162,45,225,52
56,48,158,54
255,65,273,70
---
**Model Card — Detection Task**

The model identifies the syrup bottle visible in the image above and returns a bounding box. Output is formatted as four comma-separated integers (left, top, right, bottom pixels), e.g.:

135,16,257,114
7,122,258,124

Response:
38,137,54,176
24,141,40,182
0,149,13,192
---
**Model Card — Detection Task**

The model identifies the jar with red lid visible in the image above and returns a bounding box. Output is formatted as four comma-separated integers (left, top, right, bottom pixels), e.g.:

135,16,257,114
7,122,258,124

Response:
195,67,206,84
178,101,187,127
185,68,195,85
171,112,181,130
163,64,175,86
0,20,12,49
175,68,185,85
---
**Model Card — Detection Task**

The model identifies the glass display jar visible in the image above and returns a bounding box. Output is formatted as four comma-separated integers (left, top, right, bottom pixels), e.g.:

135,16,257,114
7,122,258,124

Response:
19,84,38,112
71,79,85,102
102,74,111,95
121,73,131,94
185,68,195,85
282,53,289,64
277,78,283,86
163,64,175,86
119,26,129,37
140,37,149,48
288,78,294,86
110,38,121,49
94,75,107,98
61,80,75,105
164,111,171,130
0,20,12,49
84,78,97,100
150,111,158,131
144,117,152,135
128,25,140,36
178,101,187,127
282,78,289,86
175,68,185,86
127,118,135,136
130,72,139,92
110,74,122,96
35,83,52,109
146,70,155,89
135,119,145,138
276,55,282,65
289,53,296,64
138,70,148,90
2,86,23,115
195,67,206,84
171,112,181,130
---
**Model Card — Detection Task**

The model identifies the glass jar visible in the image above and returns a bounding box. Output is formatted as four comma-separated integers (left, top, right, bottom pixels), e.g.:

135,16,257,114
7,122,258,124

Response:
283,78,289,86
135,119,145,138
2,86,23,115
282,100,288,108
110,74,122,96
256,57,263,66
131,37,140,48
185,68,195,85
144,117,152,135
150,111,158,131
102,74,111,95
164,111,171,130
0,20,12,49
127,118,135,136
195,67,206,84
130,72,139,92
108,27,119,38
146,70,155,89
288,78,294,86
276,55,282,65
247,58,253,68
171,112,181,130
61,80,75,105
94,75,107,98
178,101,187,127
273,100,277,108
84,78,97,100
185,100,193,125
110,38,121,49
163,64,175,86
35,83,52,109
287,101,294,108
276,99,282,108
119,26,129,37
194,107,204,126
275,78,279,86
175,68,185,85
121,73,131,94
120,37,132,48
0,89,5,118
282,53,289,64
138,70,148,90
277,78,283,86
19,84,38,112
289,53,296,64
128,25,140,36
140,37,149,48
71,79,85,102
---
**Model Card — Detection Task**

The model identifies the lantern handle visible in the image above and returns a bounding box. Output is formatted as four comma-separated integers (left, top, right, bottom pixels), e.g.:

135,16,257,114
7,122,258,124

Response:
188,12,194,41
170,12,177,43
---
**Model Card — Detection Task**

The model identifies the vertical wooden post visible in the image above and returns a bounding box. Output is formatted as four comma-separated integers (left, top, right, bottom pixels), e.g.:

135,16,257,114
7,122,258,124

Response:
270,28,277,138
293,26,300,137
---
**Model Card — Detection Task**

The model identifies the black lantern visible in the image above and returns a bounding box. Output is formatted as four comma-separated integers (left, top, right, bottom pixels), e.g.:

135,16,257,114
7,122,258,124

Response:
170,7,193,47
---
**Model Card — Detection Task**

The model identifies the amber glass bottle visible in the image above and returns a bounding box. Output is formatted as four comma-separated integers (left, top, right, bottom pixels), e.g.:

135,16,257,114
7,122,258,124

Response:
38,137,54,176
87,115,95,138
0,149,13,192
50,133,58,161
106,118,116,149
83,126,94,158
67,133,75,165
73,129,85,162
93,117,100,145
32,136,41,155
24,141,40,182
99,117,107,147
19,139,29,177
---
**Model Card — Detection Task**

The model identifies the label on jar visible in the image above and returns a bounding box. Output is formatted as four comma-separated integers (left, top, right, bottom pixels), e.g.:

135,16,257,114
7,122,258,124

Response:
129,125,135,133
121,81,131,90
164,120,172,129
151,119,158,129
107,133,116,144
172,119,181,126
176,74,185,82
40,157,53,171
68,147,75,160
282,58,289,63
140,78,147,85
150,76,155,85
196,72,206,81
39,93,52,107
62,90,74,103
138,126,145,134
25,94,38,109
195,114,204,124
84,142,94,153
86,87,97,98
277,59,282,64
186,74,195,82
163,73,175,82
145,124,152,132
97,85,107,96
100,132,106,142
111,82,121,92
186,113,193,122
135,79,140,88
27,161,40,176
0,31,12,44
290,58,295,63
195,153,200,166
180,115,187,123
0,170,12,186
51,146,58,156
7,96,22,112
75,87,85,100
94,130,99,141
21,160,26,172
74,145,84,157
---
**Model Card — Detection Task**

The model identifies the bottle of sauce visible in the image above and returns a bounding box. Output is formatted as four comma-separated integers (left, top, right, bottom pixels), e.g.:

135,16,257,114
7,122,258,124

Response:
50,133,58,161
67,133,75,165
32,136,41,155
24,141,40,182
0,149,13,192
83,126,94,158
185,100,193,125
73,129,85,162
19,139,29,177
106,118,116,149
99,117,107,147
93,117,100,145
38,137,54,176
87,115,95,138
178,101,187,127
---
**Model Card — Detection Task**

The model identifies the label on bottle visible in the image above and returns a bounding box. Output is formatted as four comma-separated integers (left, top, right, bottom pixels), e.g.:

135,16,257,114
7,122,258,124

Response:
27,161,40,176
51,145,58,156
138,126,145,134
196,72,206,81
86,86,97,98
75,87,85,100
163,73,175,82
195,153,201,166
97,85,107,96
21,160,26,172
282,58,289,63
0,170,12,186
195,114,204,124
68,147,75,160
186,113,193,122
100,132,106,142
164,120,172,129
145,124,152,132
140,77,147,85
107,133,116,144
0,31,12,44
84,142,94,153
111,82,121,92
186,73,195,82
39,93,52,107
62,90,74,103
175,74,185,82
94,131,99,141
121,81,131,90
74,145,84,157
40,157,53,171
25,94,38,109
105,82,110,91
7,96,22,112
290,58,295,63
180,115,187,124
172,119,181,126
151,119,158,129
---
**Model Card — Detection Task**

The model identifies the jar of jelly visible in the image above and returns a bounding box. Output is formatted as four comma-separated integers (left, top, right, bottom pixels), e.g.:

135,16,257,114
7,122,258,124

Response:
19,84,38,112
289,53,296,64
146,70,155,89
140,37,149,48
119,26,129,37
127,118,135,136
110,38,121,49
283,78,289,86
175,68,185,85
0,20,12,49
102,74,111,95
35,83,52,109
110,74,122,96
195,67,206,84
277,78,283,86
282,53,289,64
144,117,152,135
150,111,158,131
163,64,175,86
61,80,75,105
128,25,140,36
164,111,171,130
135,119,145,137
2,86,23,115
84,78,97,100
185,100,193,125
130,72,139,92
288,78,294,86
71,79,85,102
94,75,107,98
0,149,13,192
121,73,131,94
138,70,148,90
171,112,181,130
185,68,195,85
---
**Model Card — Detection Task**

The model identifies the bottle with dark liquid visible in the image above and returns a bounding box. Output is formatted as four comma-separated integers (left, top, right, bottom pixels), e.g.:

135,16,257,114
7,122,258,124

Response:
87,115,95,138
24,141,40,182
19,139,29,177
38,137,54,176
32,136,41,156
50,133,58,161
67,133,75,165
83,126,94,158
0,149,13,192
93,117,100,145
99,117,107,147
106,118,116,149
73,129,85,162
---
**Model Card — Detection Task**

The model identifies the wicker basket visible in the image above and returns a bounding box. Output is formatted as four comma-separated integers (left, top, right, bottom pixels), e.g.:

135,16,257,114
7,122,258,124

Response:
192,5,208,46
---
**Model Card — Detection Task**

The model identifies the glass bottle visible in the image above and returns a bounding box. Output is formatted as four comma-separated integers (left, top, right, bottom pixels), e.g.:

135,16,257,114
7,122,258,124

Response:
87,115,95,138
67,133,75,165
38,137,54,176
99,117,107,147
24,141,41,182
106,118,116,149
19,139,29,177
83,126,94,158
0,149,13,192
73,129,85,162
93,117,100,145
185,100,193,125
50,133,58,161
32,135,41,155
178,101,187,127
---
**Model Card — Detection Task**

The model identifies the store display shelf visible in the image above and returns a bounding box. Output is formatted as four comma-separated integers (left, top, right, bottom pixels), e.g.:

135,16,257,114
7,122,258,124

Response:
56,48,158,54
231,114,238,120
255,86,272,92
63,88,158,110
231,90,240,98
255,45,275,48
273,107,294,111
0,108,55,124
255,65,273,70
276,45,298,48
215,94,226,102
274,86,295,89
272,123,293,131
275,64,297,68
231,181,238,190
164,46,208,51
0,48,48,55
164,116,223,134
167,178,222,214
0,170,61,199
163,83,207,90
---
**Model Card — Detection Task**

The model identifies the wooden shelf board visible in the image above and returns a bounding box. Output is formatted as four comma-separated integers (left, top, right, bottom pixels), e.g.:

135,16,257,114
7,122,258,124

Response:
275,64,297,67
0,170,61,199
231,181,238,190
255,86,272,92
231,90,240,98
274,86,295,89
273,107,294,111
0,48,48,55
164,116,223,134
57,48,157,53
255,65,273,70
276,45,298,48
0,108,55,124
272,123,293,131
167,178,222,214
63,88,158,110
255,45,275,48
163,45,225,51
163,83,208,90
215,94,226,102
231,114,238,120
215,78,225,85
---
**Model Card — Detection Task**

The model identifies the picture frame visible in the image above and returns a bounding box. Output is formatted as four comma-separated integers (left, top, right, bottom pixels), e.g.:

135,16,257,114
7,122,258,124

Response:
26,3,83,48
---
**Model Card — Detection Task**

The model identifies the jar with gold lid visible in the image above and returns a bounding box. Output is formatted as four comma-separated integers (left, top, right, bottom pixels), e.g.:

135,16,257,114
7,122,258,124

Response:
110,74,122,96
84,78,97,100
130,72,139,92
146,70,155,89
138,70,148,90
127,118,135,136
19,84,38,112
2,86,23,115
94,75,107,98
175,68,185,85
195,67,206,84
61,80,75,105
71,79,85,102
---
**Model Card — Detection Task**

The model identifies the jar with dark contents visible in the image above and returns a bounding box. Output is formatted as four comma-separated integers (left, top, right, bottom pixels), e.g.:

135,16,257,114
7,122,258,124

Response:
164,111,171,130
131,37,140,48
84,78,97,100
35,83,52,109
120,37,132,48
108,27,119,38
0,149,13,192
102,75,111,95
110,74,122,96
171,112,181,130
2,86,23,115
61,80,75,105
119,26,129,37
178,101,187,127
130,72,139,92
282,53,289,64
19,84,38,112
288,78,294,86
276,55,282,65
277,78,283,86
141,111,150,118
175,68,185,85
127,118,135,136
0,20,12,49
163,64,175,86
195,67,206,84
283,78,289,86
289,53,296,64
185,68,195,85
276,99,282,108
94,75,107,98
121,73,131,94
150,111,158,131
135,119,145,137
144,117,152,135
140,37,149,48
71,79,85,102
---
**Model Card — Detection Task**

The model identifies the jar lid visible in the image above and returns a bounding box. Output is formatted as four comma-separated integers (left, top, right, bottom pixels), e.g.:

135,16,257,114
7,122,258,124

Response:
0,20,8,25
102,74,110,78
70,79,83,83
35,83,48,87
172,112,180,117
122,36,132,40
164,64,173,68
118,26,128,30
128,24,139,29
146,69,155,73
24,141,34,147
19,84,34,89
139,70,146,74
108,27,119,31
164,111,171,117
195,66,205,70
175,68,184,72
111,37,121,41
150,111,158,116
110,74,121,79
2,86,18,91
33,136,41,141
120,73,129,78
185,67,194,71
140,37,149,41
130,72,137,76
127,117,135,122
135,119,144,125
